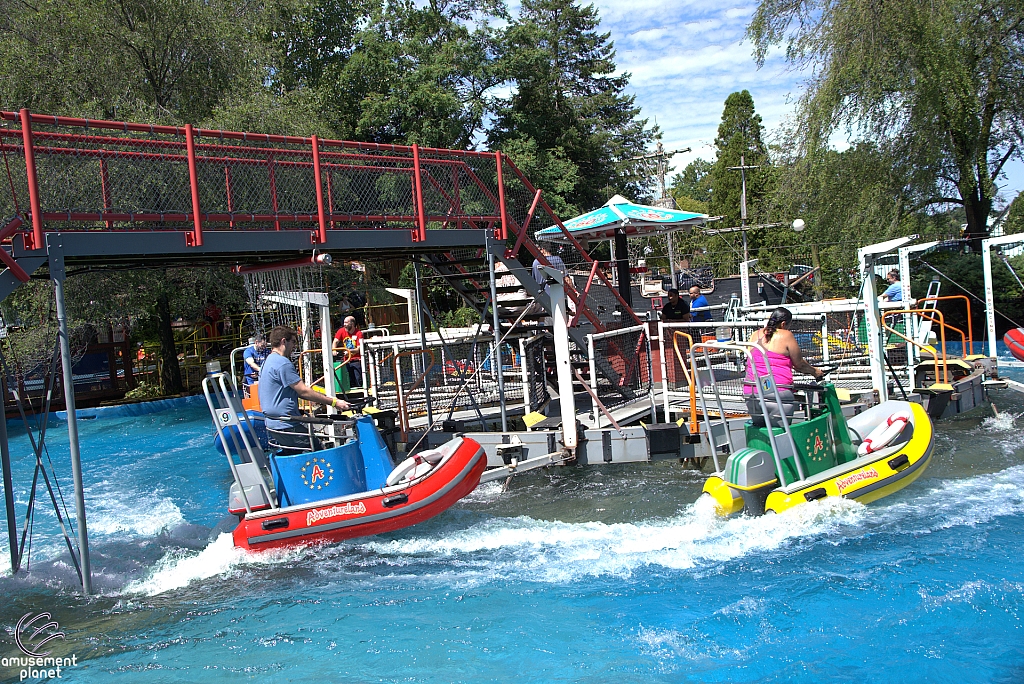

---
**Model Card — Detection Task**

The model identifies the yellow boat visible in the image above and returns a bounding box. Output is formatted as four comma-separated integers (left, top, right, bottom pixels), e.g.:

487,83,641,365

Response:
692,342,934,516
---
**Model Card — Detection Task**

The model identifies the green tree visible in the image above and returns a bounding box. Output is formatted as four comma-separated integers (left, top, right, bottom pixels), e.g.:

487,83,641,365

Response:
708,90,770,228
670,158,713,212
1003,192,1024,236
762,141,955,293
748,0,1024,243
0,0,265,123
63,267,248,393
489,0,654,212
283,0,504,147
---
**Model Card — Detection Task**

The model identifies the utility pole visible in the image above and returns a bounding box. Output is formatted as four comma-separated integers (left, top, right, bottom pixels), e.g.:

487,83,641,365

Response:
633,141,691,285
727,155,760,264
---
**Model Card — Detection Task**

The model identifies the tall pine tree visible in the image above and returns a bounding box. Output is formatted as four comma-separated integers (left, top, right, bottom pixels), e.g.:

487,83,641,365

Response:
708,91,770,228
488,0,653,214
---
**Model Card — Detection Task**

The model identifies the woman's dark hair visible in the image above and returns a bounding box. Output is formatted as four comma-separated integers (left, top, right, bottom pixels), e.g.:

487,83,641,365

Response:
764,307,792,342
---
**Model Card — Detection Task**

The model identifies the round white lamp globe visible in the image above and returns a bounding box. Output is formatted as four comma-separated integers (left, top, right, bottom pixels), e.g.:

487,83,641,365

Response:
792,218,806,232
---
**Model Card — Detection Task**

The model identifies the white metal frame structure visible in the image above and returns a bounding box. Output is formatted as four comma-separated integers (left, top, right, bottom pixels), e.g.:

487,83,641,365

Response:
982,233,1024,357
858,236,918,400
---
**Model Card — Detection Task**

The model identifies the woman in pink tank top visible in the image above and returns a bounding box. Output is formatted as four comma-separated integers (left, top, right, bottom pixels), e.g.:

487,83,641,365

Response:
743,307,824,426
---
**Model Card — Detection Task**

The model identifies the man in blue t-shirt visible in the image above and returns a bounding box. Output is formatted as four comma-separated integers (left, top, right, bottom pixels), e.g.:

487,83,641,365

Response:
688,286,712,323
880,269,902,302
258,326,350,452
242,335,269,386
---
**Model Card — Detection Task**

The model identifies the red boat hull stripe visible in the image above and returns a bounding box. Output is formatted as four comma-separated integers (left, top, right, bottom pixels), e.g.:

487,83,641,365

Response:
244,446,484,546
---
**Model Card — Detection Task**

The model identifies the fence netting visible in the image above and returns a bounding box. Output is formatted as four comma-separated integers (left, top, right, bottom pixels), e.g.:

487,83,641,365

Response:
589,327,652,412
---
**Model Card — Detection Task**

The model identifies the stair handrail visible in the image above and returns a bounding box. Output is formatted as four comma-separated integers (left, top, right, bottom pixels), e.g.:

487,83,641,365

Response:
913,295,973,356
671,330,700,434
881,309,949,385
500,155,644,327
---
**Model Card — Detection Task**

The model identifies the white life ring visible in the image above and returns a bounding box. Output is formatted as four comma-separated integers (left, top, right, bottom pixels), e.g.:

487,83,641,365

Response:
857,410,912,456
385,449,444,486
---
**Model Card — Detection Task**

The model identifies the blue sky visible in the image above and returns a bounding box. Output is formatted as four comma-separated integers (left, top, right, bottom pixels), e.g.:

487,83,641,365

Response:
594,0,1024,207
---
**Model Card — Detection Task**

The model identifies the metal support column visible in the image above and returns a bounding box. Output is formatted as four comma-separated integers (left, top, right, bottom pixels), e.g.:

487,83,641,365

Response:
614,227,632,308
980,235,1024,357
300,301,312,386
860,250,887,400
739,259,756,309
543,267,577,451
488,246,508,432
413,262,433,428
49,238,92,593
0,373,18,573
859,236,918,403
319,303,336,438
667,231,677,289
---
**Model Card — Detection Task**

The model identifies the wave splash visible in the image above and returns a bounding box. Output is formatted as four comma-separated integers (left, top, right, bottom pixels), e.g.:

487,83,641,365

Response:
108,462,1024,595
357,495,867,583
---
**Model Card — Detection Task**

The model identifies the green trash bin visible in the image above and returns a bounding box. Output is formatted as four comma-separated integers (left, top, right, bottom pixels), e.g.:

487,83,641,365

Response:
333,361,351,393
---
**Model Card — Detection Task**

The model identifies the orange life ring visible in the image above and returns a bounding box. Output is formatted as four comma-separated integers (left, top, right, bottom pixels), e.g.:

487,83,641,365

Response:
858,409,912,456
385,449,444,486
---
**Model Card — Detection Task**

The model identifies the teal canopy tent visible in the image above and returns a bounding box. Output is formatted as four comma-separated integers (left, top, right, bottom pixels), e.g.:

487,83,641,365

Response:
535,195,706,243
536,195,708,307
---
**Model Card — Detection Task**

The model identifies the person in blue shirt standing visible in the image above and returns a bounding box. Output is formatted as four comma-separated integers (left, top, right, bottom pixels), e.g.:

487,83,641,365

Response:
259,326,350,453
688,286,712,322
242,335,269,389
880,269,902,302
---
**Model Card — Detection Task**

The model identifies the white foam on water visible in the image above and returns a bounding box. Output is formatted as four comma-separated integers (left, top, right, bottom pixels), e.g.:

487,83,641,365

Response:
980,410,1019,433
88,495,185,537
635,624,745,666
121,533,305,596
460,480,507,504
121,533,240,596
877,463,1024,533
358,494,867,584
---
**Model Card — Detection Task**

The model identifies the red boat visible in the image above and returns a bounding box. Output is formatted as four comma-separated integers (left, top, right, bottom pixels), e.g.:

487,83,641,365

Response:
231,435,486,551
204,372,485,552
1005,328,1024,362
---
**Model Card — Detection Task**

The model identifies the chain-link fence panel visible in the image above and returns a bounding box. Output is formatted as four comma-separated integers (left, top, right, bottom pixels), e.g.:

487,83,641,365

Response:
587,325,652,413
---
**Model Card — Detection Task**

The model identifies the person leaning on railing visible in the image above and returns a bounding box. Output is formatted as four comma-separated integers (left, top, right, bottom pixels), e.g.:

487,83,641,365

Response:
743,307,824,427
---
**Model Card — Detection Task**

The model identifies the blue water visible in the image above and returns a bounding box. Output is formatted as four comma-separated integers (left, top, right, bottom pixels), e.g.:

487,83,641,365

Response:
1,380,1024,681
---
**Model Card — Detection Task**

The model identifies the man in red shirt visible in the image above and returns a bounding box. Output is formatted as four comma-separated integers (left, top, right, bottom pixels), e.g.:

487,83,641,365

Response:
332,316,364,388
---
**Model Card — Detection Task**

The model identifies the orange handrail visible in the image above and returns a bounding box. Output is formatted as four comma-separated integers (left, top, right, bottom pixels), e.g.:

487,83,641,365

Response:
882,309,948,385
297,347,352,400
914,295,973,356
672,331,700,433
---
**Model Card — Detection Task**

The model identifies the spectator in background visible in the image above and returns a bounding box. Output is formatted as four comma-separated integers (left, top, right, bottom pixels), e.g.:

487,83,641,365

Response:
880,269,903,302
532,245,567,297
661,288,691,322
243,335,269,387
688,286,712,322
333,316,364,388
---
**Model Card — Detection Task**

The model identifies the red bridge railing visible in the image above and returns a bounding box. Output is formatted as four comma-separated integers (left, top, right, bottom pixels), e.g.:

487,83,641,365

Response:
0,109,513,250
0,109,642,326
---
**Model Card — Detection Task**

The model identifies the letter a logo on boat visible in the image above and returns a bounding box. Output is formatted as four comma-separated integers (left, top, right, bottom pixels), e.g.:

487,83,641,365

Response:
300,457,335,490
